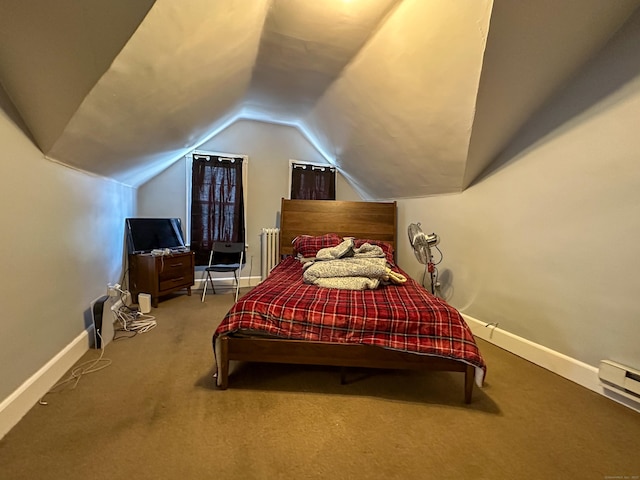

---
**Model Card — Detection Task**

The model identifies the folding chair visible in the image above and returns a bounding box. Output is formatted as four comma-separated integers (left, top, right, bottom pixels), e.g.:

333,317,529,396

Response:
201,242,245,303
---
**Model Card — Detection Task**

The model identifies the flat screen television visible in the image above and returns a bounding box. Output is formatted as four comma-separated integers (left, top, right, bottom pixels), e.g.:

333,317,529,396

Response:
125,218,187,254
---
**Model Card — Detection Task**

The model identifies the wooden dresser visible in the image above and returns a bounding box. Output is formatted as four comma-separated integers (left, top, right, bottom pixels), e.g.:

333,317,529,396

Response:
129,251,195,307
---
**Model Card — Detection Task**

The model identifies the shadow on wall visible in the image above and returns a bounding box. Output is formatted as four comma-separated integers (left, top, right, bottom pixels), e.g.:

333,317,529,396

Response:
471,8,640,187
437,268,481,314
438,268,455,303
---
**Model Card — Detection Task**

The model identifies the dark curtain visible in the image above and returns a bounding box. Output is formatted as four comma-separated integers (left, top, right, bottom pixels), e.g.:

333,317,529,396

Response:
290,163,336,200
191,155,245,265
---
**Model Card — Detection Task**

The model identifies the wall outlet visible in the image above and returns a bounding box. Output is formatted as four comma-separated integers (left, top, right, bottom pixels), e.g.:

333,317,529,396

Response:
107,284,129,303
107,284,121,297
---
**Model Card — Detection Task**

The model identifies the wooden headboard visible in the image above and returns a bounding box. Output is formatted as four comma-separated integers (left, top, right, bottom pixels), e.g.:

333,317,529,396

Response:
279,199,397,258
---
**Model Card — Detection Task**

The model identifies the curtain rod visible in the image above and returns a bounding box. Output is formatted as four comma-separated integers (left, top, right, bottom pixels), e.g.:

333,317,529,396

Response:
193,154,241,163
292,163,335,171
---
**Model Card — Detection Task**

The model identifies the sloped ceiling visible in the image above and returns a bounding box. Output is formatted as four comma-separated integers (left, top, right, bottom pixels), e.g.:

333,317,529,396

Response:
0,0,638,197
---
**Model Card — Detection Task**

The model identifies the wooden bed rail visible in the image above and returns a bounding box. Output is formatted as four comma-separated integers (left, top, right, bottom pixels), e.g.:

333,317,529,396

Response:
217,335,475,403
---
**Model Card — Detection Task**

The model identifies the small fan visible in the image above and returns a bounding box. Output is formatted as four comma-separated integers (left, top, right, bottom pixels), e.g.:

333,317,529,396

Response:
408,222,441,294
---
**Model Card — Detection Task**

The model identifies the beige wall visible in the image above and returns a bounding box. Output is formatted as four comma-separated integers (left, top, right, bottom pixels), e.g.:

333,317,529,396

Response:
137,119,361,279
137,159,187,223
0,95,135,403
396,16,640,370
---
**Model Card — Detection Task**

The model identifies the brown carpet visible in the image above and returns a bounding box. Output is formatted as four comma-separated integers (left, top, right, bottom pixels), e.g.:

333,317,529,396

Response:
1,289,639,480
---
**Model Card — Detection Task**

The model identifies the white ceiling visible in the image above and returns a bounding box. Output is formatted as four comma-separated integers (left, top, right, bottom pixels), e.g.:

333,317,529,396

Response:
1,0,638,197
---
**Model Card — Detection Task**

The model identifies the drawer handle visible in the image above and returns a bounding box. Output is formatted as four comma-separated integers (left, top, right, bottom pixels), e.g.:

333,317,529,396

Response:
171,263,183,267
171,277,185,283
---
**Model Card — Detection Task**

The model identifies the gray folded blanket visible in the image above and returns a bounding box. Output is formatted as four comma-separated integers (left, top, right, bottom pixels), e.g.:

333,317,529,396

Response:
302,239,406,290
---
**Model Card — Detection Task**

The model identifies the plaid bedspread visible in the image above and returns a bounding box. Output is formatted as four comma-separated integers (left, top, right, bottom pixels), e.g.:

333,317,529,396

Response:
214,256,486,384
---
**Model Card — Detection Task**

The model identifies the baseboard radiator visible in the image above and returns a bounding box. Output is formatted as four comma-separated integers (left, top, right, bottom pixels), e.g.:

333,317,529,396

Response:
598,360,640,403
261,228,280,281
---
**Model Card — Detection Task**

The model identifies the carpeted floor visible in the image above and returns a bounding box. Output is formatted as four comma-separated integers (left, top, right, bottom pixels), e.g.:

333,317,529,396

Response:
0,289,639,480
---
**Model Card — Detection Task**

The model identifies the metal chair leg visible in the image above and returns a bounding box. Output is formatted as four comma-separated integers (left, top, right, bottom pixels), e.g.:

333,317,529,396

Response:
201,272,208,302
201,271,216,302
233,271,239,303
234,251,243,303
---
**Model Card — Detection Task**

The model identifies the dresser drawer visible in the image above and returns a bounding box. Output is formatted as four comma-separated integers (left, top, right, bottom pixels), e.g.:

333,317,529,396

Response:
159,273,193,292
158,257,192,281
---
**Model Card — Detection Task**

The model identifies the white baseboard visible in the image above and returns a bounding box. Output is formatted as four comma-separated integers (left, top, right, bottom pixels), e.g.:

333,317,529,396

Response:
195,275,261,290
5,311,634,441
0,328,92,440
462,314,640,413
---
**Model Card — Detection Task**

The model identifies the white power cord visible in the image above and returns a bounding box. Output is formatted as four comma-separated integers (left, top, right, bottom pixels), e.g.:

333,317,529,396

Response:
114,305,157,333
39,290,157,405
39,332,112,405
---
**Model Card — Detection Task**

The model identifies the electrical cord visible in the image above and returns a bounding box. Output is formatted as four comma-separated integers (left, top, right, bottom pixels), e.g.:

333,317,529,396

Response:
120,266,129,292
39,332,112,404
118,289,130,307
109,283,156,333
113,330,138,341
433,245,443,265
38,284,156,405
421,245,444,296
113,305,157,333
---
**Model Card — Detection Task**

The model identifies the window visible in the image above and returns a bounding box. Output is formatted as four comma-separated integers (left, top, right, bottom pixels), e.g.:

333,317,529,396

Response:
289,160,336,200
189,152,247,266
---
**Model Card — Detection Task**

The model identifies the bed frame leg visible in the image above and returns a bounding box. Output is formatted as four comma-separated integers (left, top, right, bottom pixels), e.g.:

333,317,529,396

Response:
464,365,474,404
218,336,229,390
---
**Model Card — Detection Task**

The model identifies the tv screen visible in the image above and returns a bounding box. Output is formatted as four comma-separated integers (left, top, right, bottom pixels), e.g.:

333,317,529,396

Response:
125,218,187,254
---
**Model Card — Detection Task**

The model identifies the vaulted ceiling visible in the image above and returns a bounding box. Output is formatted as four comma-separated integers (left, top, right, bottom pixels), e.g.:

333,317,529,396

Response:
1,0,638,198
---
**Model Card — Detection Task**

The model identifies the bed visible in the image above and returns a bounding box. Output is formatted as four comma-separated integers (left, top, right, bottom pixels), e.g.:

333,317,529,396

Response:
212,199,486,403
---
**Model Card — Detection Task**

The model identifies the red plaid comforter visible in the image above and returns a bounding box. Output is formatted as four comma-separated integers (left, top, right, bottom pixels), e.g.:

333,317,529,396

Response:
214,256,486,382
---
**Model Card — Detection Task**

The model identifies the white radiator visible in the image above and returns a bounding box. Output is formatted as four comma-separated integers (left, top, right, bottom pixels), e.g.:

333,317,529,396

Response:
261,228,280,281
599,360,640,403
